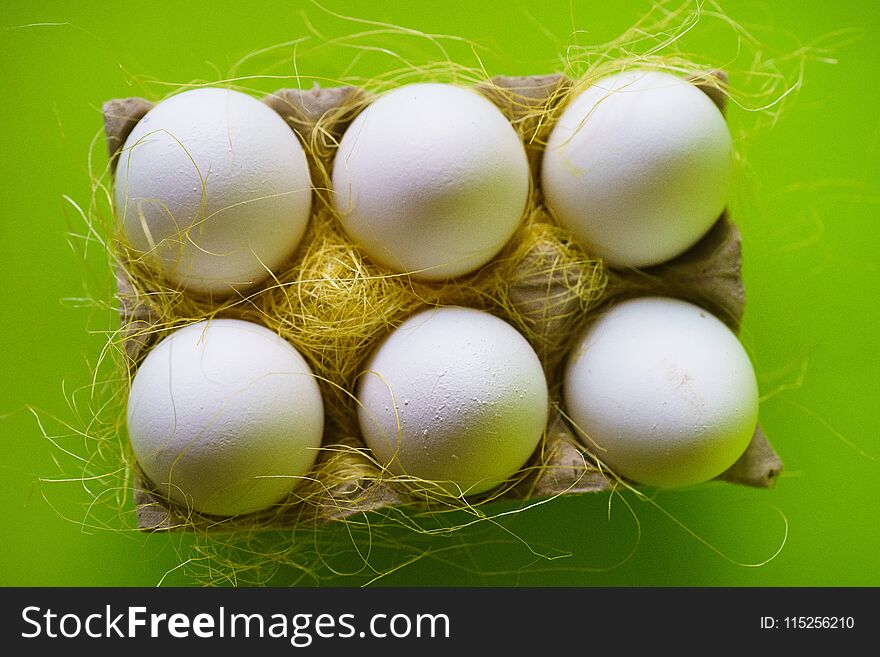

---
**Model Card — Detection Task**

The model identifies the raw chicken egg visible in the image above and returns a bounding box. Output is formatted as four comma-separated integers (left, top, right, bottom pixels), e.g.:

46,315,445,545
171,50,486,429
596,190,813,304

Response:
358,306,548,495
115,87,312,296
126,319,324,516
332,83,530,280
564,297,758,487
542,70,732,268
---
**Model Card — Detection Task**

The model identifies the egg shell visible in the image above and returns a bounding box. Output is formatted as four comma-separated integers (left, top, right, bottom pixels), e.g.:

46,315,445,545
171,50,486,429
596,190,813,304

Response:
564,297,758,487
115,88,312,296
126,319,324,516
332,83,530,280
358,306,549,495
542,70,733,268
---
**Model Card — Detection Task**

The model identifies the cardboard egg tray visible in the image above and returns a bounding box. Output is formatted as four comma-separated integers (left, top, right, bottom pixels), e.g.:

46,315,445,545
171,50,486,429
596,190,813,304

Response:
102,71,782,531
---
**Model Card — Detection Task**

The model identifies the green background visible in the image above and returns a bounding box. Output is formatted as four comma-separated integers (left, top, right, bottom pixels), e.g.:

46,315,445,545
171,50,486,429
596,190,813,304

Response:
1,0,877,586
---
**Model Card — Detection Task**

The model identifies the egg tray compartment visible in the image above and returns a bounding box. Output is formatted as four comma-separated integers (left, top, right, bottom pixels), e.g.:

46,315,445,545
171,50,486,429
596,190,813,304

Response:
103,71,782,532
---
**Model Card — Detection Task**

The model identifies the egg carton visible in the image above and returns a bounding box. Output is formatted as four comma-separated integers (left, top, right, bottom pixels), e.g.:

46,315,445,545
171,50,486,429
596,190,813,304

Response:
102,71,782,531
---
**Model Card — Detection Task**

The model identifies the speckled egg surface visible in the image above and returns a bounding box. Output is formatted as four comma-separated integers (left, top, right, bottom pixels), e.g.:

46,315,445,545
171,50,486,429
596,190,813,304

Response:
358,306,549,495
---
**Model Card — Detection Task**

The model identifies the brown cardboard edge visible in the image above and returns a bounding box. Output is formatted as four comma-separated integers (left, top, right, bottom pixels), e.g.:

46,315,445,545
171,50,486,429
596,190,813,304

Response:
717,425,782,488
133,468,408,533
103,97,154,175
133,419,781,533
606,212,745,332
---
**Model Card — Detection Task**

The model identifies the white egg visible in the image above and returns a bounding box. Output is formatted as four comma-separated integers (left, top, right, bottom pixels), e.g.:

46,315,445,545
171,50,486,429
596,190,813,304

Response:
542,70,733,268
358,306,548,495
332,83,530,280
115,88,312,296
564,297,758,487
127,319,324,516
